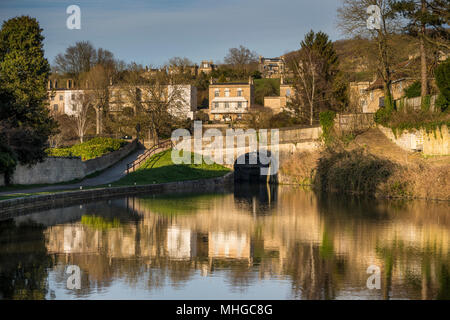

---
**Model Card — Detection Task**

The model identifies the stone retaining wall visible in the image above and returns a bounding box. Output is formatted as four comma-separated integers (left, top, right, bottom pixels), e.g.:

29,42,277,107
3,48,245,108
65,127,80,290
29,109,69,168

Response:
378,125,449,155
9,140,138,185
0,172,234,219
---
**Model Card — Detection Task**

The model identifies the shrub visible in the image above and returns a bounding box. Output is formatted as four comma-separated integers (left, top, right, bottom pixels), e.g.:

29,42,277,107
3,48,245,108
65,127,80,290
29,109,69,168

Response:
319,110,336,145
314,148,396,196
435,58,450,112
404,81,421,98
47,137,128,160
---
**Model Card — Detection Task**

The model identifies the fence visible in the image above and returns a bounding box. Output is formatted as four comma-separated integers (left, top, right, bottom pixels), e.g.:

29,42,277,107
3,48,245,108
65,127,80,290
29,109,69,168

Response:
396,95,438,112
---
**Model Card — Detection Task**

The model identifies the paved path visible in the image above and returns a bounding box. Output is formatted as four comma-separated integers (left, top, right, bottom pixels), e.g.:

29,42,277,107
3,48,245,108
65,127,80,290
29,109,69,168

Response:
0,148,146,196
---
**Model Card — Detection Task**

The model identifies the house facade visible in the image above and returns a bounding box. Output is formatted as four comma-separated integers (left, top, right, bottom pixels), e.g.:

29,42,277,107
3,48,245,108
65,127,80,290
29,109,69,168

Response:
350,78,416,113
198,60,217,75
208,77,255,122
263,78,294,114
258,56,286,78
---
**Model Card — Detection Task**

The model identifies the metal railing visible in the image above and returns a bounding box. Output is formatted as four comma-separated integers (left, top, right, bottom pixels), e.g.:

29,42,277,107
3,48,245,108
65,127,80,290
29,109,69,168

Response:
126,139,173,174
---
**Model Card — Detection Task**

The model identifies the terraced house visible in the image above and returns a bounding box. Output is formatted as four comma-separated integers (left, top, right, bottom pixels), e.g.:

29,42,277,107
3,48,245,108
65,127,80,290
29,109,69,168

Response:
208,77,255,122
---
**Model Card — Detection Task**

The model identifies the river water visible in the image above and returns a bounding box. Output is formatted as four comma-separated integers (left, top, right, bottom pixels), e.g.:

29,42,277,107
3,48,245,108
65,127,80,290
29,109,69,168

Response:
0,184,449,300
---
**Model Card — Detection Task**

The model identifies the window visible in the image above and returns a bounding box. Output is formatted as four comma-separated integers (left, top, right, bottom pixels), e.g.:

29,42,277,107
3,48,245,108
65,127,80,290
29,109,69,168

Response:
50,96,55,101
225,89,230,97
237,102,242,109
214,89,219,97
72,104,77,111
237,89,242,97
286,89,291,97
225,102,230,109
71,94,76,100
53,104,58,112
214,102,219,109
379,96,385,107
59,95,63,101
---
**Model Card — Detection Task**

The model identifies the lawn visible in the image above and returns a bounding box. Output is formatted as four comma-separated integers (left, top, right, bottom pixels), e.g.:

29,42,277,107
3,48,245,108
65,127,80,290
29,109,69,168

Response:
113,149,230,186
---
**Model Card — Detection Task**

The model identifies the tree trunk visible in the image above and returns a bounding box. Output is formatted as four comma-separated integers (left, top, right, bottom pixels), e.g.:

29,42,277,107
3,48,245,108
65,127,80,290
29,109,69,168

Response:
95,107,102,135
420,0,428,98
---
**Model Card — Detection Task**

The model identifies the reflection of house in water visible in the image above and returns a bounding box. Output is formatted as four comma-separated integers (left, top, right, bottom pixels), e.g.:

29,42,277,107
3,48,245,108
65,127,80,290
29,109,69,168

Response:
46,225,102,254
166,226,197,260
208,231,251,260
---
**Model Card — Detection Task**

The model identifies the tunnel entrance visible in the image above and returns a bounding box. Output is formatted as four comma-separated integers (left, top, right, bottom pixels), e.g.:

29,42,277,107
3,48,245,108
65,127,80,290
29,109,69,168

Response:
233,151,277,184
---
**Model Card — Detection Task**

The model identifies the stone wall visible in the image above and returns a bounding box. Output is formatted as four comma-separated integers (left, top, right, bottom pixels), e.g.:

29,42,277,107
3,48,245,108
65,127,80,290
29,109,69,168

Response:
84,139,138,175
335,113,375,132
9,140,138,185
11,157,86,185
423,125,449,155
378,125,449,155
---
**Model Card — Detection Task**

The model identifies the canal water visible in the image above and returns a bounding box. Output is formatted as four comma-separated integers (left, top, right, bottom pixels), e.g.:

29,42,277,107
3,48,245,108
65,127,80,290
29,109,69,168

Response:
0,184,449,300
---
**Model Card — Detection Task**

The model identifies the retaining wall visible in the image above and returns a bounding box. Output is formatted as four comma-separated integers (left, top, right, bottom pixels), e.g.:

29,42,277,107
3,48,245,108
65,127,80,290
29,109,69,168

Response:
378,125,449,155
9,140,138,185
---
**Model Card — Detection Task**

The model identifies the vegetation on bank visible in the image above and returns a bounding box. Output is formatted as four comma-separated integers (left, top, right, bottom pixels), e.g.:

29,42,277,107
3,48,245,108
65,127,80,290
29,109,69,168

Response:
46,137,128,160
113,150,230,186
374,58,450,137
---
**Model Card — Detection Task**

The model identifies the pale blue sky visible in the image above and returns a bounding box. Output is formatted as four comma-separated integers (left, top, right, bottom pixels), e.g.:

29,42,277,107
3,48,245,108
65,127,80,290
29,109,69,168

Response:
0,0,342,67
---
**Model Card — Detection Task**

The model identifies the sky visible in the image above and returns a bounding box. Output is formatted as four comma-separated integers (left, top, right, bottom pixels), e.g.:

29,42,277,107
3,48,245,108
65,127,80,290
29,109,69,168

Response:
0,0,343,67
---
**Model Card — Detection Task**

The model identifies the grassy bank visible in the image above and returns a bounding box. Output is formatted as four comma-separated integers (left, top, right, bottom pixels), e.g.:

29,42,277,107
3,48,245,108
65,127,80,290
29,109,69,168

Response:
113,150,230,186
279,129,450,201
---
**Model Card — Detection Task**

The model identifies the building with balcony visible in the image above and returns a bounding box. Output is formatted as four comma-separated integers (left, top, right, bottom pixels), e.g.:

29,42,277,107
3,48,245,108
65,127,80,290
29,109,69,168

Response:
208,77,255,122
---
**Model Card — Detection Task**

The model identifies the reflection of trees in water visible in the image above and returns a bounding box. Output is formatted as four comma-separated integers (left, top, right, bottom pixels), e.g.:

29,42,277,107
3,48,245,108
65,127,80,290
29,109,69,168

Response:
233,183,278,216
0,219,52,299
283,237,346,300
2,187,449,300
376,240,450,300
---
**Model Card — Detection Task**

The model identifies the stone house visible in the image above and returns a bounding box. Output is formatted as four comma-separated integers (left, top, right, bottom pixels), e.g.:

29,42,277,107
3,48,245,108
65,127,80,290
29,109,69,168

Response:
207,77,255,122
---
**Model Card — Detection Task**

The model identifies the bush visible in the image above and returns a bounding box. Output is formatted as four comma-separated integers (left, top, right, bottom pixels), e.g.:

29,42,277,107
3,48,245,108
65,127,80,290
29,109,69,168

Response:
47,137,128,160
435,58,450,112
319,110,336,145
314,148,396,196
374,107,392,126
404,81,421,98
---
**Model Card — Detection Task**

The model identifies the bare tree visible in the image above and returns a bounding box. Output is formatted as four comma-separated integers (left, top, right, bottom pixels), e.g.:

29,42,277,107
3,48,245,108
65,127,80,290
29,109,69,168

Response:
69,92,94,143
117,69,188,143
54,41,97,76
224,45,259,76
83,64,113,134
337,0,403,110
287,31,340,125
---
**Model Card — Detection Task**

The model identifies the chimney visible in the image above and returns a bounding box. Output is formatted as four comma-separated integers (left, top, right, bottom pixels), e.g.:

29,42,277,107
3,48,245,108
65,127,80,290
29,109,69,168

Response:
280,75,284,85
249,76,254,85
210,77,214,85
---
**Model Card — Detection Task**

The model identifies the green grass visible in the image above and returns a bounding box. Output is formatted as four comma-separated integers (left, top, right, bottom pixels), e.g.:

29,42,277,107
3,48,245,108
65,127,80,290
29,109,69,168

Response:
113,150,230,186
0,150,230,201
46,137,128,160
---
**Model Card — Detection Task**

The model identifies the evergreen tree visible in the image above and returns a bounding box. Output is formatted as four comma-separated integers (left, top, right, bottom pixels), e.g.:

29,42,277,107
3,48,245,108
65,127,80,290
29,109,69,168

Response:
0,16,57,182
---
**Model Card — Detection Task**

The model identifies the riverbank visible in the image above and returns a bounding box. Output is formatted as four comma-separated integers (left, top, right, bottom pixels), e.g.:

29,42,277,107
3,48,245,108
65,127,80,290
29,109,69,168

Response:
279,128,450,201
0,172,234,218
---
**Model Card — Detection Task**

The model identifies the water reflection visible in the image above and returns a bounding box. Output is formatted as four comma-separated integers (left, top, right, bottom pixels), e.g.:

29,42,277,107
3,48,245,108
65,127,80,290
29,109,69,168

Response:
0,185,449,300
